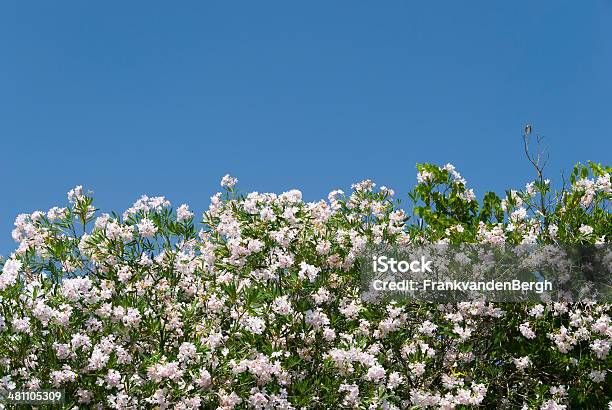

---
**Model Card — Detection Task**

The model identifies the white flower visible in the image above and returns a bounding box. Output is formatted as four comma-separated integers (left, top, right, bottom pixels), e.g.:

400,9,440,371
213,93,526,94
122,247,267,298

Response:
364,363,386,383
591,339,610,359
137,218,157,238
47,206,67,221
67,185,85,203
77,389,93,404
178,342,197,363
417,170,433,184
540,399,567,410
298,262,320,283
579,224,593,236
147,361,184,382
221,174,238,189
589,370,606,383
387,372,403,389
528,304,545,318
196,369,212,388
510,207,528,222
513,356,531,371
418,320,438,336
12,317,31,334
526,181,536,196
595,174,611,193
117,266,133,283
0,259,21,290
88,348,110,371
176,204,194,221
338,383,359,406
519,322,536,339
351,179,375,192
241,315,266,335
409,362,426,377
272,296,294,316
105,369,122,389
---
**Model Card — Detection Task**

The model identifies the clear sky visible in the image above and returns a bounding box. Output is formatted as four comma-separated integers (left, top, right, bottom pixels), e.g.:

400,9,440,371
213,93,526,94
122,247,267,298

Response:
1,1,611,255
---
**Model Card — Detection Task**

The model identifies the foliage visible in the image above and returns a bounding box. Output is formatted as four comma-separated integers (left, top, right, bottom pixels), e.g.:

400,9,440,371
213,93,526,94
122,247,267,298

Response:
0,158,610,409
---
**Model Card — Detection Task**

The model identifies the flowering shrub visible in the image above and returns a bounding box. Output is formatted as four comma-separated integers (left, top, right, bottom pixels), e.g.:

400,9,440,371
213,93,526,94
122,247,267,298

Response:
0,160,611,409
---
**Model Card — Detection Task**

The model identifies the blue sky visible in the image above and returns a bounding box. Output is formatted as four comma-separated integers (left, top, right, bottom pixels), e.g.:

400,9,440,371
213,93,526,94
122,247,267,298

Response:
1,1,611,255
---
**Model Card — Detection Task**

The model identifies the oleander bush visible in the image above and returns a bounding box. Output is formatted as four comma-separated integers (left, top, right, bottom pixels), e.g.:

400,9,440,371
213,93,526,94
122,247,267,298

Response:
0,156,610,409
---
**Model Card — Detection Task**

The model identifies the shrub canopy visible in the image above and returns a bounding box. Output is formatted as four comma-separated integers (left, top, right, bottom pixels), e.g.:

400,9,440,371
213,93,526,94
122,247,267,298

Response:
0,161,611,409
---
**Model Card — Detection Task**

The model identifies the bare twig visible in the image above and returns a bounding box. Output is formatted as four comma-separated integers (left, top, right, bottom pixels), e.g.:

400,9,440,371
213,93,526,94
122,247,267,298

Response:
522,124,550,223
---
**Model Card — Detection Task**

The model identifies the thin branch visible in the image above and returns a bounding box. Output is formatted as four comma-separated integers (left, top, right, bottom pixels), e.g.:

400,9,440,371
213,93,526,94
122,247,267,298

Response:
522,124,550,223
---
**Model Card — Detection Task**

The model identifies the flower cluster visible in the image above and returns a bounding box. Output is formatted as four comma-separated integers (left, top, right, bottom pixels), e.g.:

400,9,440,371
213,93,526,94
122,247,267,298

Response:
0,161,610,409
